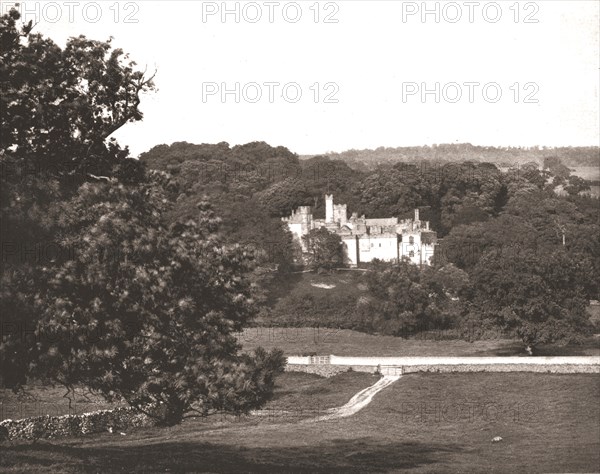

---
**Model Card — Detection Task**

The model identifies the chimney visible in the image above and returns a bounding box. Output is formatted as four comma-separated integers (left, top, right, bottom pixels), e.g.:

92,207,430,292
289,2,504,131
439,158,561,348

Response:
414,208,420,222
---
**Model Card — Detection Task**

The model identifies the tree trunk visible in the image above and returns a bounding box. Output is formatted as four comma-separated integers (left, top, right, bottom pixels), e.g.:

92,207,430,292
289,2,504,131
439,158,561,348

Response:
158,399,186,427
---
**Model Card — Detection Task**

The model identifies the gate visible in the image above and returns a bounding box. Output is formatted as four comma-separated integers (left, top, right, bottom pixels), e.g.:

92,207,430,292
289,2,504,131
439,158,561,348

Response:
309,355,331,365
379,365,403,376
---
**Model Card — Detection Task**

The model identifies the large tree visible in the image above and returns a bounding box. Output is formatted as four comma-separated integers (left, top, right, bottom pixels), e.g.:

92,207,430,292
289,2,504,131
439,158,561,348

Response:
1,8,154,183
0,9,284,425
471,247,594,354
357,260,451,336
302,227,345,271
36,185,283,424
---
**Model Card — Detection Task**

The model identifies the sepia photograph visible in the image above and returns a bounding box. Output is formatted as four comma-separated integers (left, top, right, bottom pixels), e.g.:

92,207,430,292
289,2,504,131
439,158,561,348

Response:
0,1,599,472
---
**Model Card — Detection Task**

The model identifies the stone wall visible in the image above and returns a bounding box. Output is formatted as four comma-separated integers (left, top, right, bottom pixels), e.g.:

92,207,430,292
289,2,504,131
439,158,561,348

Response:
286,362,600,376
0,406,156,441
284,364,351,377
284,364,382,377
4,359,597,441
401,364,600,374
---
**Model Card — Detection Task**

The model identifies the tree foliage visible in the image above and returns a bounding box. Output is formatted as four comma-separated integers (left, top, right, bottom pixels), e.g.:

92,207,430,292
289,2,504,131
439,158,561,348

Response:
1,8,154,185
302,228,345,271
0,9,284,425
470,247,594,351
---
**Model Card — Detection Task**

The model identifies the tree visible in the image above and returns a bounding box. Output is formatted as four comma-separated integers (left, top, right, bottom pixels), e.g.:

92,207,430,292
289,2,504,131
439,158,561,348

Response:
1,7,155,387
358,260,448,336
302,228,344,271
439,214,539,269
1,8,155,186
0,9,285,425
423,263,471,300
222,198,296,272
471,247,593,354
1,7,153,285
564,175,590,196
258,177,311,217
299,156,364,217
543,156,571,183
2,173,285,426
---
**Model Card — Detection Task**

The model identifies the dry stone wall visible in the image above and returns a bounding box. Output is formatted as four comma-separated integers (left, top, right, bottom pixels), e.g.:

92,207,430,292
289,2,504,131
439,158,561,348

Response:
0,406,156,441
401,363,599,374
284,364,379,377
286,355,600,376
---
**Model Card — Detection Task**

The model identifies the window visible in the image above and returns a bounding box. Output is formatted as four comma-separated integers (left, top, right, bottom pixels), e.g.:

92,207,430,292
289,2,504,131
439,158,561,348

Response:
409,236,414,245
409,251,414,257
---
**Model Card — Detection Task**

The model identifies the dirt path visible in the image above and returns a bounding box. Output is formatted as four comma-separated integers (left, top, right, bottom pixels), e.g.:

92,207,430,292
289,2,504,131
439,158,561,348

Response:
303,375,400,423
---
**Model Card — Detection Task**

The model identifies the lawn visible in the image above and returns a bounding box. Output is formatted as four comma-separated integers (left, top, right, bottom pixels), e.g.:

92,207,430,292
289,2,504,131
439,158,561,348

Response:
252,270,600,358
237,327,600,357
1,373,598,473
266,371,376,411
0,372,374,423
0,385,120,422
359,373,600,473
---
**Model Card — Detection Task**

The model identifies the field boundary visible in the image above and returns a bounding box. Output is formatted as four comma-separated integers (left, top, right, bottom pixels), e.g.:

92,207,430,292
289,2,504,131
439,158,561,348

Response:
286,355,600,376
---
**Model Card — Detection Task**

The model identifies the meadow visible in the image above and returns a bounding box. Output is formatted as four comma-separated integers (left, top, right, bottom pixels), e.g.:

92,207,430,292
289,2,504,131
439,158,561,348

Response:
237,327,600,357
1,373,598,473
0,372,374,423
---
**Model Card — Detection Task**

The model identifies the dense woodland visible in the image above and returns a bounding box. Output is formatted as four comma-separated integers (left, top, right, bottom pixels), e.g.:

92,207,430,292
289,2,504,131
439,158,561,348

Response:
140,140,599,352
0,7,598,427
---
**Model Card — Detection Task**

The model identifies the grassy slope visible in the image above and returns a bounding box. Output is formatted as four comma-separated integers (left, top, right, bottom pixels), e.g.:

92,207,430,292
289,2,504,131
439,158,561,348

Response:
359,373,600,473
258,270,366,328
238,327,600,357
267,371,376,411
255,271,600,357
0,372,374,422
1,374,598,473
0,385,120,422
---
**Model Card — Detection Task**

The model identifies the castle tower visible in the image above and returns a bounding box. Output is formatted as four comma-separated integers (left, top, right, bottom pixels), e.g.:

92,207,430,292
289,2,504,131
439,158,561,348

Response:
299,206,312,234
334,204,347,225
325,194,334,223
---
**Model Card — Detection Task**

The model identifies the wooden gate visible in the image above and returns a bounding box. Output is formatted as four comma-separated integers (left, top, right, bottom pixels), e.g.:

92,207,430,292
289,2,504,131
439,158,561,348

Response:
309,355,331,365
379,365,403,375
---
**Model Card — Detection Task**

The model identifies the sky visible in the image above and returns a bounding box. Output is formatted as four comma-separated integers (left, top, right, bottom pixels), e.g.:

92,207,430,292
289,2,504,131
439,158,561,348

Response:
3,0,599,156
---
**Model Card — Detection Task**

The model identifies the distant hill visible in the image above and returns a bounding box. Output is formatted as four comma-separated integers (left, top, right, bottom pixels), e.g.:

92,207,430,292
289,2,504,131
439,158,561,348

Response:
301,144,600,172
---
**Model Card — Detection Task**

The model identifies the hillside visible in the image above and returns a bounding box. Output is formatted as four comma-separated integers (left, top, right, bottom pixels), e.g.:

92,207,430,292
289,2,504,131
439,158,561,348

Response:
302,144,600,172
2,374,598,473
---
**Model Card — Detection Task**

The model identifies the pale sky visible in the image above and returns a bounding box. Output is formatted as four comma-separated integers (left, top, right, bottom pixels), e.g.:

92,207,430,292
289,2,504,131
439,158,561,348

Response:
4,0,599,156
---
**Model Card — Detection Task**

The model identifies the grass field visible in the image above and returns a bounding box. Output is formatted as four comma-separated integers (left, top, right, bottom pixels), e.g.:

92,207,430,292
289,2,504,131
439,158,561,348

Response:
266,371,376,411
237,327,600,357
1,373,598,473
256,270,600,357
0,372,375,423
0,385,119,422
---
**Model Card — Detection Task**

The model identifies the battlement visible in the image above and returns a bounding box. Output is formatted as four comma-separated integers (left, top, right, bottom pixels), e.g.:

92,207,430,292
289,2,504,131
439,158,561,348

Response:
284,194,437,266
283,206,313,224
